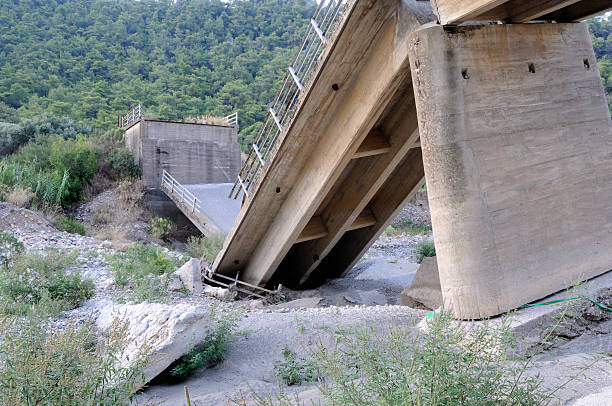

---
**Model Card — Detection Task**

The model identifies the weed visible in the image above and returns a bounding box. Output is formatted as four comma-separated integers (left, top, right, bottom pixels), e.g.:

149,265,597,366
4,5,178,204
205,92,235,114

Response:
185,233,225,263
415,239,436,263
92,206,113,225
0,135,99,207
0,314,152,405
274,346,318,386
107,243,183,303
55,216,86,235
0,232,23,267
109,148,141,179
394,217,431,235
0,249,94,316
246,309,600,406
158,307,241,382
148,217,174,239
6,186,35,207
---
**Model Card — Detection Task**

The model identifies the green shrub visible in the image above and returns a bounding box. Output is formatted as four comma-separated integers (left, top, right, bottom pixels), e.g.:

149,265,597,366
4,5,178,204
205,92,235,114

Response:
252,311,595,406
0,115,89,158
107,243,183,303
0,249,94,316
160,307,240,382
415,239,436,263
274,346,318,386
0,135,99,207
148,217,174,239
109,148,141,178
0,232,23,267
394,218,431,235
0,315,148,405
186,233,225,263
55,216,86,236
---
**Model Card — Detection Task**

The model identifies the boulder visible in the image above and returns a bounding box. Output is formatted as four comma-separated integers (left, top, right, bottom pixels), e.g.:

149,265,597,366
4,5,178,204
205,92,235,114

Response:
401,256,442,310
95,301,212,383
176,258,203,294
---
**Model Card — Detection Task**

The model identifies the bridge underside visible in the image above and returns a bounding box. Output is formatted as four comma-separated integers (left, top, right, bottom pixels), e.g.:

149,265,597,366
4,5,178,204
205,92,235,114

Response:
212,0,612,318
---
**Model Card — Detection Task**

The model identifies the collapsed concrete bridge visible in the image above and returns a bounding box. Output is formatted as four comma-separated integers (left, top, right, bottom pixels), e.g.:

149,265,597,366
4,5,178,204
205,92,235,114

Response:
164,0,612,319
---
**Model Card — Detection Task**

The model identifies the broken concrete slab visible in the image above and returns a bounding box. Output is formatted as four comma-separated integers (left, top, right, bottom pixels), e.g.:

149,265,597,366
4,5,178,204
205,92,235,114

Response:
95,301,213,383
401,256,442,310
176,258,203,294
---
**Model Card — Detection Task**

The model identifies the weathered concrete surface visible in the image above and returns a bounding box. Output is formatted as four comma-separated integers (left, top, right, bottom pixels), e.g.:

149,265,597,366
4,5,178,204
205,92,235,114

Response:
408,23,612,318
213,0,435,289
96,301,212,384
176,258,203,294
125,119,241,189
430,0,612,25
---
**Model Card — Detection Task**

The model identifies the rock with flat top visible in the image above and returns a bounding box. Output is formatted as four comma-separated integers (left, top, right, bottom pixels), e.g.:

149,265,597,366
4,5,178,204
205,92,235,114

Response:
96,301,212,383
176,258,203,294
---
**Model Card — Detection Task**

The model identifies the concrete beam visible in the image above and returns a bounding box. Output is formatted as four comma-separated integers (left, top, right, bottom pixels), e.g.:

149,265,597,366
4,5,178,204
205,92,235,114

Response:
407,22,612,318
278,81,421,287
431,0,610,24
212,0,435,286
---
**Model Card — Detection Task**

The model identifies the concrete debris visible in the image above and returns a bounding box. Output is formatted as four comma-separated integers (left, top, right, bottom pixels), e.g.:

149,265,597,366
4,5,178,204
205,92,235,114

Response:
401,256,442,310
95,301,213,383
176,258,203,294
203,285,236,301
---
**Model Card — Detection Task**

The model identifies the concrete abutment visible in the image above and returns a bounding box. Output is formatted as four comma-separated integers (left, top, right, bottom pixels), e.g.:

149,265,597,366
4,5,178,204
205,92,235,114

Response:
407,22,612,319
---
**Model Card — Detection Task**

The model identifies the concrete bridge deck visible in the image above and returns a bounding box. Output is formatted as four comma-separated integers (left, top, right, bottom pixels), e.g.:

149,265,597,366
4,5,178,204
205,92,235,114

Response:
160,172,241,235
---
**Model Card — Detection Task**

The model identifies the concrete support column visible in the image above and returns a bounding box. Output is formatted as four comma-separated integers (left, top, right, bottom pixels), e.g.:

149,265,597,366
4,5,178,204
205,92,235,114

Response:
407,23,612,319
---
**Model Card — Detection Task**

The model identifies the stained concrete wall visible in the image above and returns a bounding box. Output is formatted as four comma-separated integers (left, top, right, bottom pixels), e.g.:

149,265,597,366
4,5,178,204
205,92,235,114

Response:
408,23,612,319
124,119,241,189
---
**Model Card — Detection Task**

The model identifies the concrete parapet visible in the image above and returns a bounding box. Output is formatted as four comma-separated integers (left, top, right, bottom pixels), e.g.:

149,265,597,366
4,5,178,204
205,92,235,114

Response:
408,23,612,319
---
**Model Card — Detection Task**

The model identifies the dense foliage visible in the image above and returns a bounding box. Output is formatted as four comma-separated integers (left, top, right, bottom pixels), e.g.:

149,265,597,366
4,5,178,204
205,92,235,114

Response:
588,15,612,112
0,133,99,208
0,115,90,158
0,0,316,150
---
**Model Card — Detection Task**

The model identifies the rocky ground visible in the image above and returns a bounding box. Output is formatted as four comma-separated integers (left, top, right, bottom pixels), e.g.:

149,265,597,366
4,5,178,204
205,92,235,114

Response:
2,189,612,405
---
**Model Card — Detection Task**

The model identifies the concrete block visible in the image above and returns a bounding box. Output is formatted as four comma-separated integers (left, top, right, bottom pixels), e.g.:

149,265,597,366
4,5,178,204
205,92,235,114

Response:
176,258,203,294
401,256,442,310
408,23,612,318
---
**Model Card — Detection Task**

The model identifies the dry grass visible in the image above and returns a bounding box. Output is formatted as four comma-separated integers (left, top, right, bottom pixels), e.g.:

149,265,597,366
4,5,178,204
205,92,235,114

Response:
93,179,145,247
184,114,227,126
6,186,35,208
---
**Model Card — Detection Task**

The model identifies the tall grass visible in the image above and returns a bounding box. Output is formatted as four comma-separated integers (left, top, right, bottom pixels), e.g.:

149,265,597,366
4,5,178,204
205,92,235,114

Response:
242,309,603,406
0,315,152,406
0,135,98,208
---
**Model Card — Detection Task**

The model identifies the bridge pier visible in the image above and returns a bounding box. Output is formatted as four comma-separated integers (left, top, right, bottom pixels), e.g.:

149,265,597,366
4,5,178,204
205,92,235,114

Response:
408,23,612,318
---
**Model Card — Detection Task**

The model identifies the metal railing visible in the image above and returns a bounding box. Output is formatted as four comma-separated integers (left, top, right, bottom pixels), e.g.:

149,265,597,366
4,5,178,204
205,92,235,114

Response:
225,112,238,128
229,0,347,200
118,104,142,128
161,170,202,214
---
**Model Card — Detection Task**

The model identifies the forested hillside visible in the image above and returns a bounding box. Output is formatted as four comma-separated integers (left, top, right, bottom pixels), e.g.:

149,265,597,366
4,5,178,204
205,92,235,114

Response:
0,1,610,151
588,16,612,112
0,0,316,148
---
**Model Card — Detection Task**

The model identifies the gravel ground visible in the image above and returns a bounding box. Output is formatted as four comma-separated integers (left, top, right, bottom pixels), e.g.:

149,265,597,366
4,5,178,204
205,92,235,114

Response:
4,198,612,406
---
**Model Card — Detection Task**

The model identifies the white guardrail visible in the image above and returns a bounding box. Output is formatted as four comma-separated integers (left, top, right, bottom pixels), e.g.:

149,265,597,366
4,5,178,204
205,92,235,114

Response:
229,0,347,200
161,170,202,214
118,104,142,129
